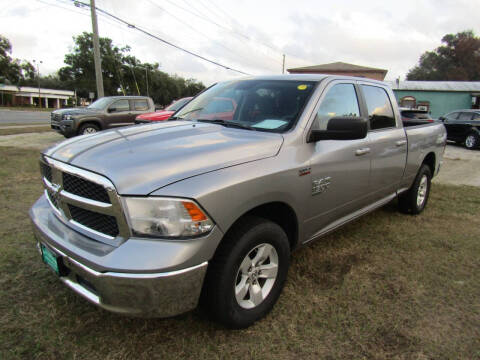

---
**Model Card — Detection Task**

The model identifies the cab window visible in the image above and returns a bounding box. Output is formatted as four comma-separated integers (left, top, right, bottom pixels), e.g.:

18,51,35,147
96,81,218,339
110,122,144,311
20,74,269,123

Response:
361,85,396,130
109,99,130,113
458,112,473,121
313,83,360,130
134,99,149,111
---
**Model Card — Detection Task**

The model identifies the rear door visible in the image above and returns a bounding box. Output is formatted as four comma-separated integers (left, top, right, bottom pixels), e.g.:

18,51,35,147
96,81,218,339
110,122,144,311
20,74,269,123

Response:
105,99,132,128
360,83,407,199
131,99,151,122
304,81,371,239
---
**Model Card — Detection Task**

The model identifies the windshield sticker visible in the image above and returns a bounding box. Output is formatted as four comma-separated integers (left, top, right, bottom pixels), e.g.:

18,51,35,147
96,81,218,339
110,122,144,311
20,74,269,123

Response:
297,84,308,90
252,119,288,129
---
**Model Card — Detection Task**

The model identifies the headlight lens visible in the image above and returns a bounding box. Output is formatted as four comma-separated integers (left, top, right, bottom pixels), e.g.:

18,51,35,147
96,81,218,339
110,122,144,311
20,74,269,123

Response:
63,114,72,120
124,197,214,238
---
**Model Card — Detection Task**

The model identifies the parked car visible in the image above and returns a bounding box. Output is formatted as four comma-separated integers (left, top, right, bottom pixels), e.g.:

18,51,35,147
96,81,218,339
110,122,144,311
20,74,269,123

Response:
30,75,446,328
135,97,192,123
439,109,480,149
51,96,155,137
400,108,435,125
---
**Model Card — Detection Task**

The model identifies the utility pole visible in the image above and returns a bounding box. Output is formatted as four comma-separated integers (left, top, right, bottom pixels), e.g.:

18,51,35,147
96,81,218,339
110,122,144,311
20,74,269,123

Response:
90,0,104,98
33,59,42,108
282,54,285,74
145,67,149,97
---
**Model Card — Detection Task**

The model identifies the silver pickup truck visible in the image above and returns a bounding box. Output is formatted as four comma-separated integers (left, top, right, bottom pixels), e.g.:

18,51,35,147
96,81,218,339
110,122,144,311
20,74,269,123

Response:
30,75,447,328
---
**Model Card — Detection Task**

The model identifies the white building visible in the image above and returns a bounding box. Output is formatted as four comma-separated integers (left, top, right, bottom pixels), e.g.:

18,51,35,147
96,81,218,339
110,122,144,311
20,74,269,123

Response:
0,84,74,108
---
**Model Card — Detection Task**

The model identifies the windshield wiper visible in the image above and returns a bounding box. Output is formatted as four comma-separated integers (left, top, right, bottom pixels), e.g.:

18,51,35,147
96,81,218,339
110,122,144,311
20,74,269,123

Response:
196,119,256,131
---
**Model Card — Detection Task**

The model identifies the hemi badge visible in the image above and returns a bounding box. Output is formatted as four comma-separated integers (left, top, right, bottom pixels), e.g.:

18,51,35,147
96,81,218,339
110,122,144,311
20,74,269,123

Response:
299,167,311,176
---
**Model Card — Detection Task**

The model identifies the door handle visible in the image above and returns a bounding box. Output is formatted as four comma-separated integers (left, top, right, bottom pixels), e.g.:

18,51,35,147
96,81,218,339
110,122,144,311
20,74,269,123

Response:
355,147,370,156
396,140,407,146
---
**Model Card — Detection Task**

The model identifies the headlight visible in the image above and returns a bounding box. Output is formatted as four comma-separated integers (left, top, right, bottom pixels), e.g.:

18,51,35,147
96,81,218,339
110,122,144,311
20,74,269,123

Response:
63,114,72,120
124,197,214,238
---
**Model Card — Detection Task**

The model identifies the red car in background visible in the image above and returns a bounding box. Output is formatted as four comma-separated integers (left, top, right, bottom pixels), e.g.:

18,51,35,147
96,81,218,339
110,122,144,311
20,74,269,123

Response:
135,97,192,123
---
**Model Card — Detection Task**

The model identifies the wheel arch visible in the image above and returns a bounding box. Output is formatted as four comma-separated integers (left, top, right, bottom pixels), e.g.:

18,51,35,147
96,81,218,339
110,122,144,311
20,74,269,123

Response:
77,118,103,132
221,201,299,252
422,152,436,175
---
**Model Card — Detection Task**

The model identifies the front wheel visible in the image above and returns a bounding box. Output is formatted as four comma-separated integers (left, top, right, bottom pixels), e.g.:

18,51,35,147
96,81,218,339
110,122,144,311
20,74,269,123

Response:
465,133,479,150
398,164,432,214
78,123,100,136
202,216,290,328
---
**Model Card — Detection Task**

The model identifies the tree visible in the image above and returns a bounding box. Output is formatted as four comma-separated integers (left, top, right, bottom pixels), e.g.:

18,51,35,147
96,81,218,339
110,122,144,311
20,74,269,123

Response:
407,31,480,81
59,32,205,104
0,35,35,84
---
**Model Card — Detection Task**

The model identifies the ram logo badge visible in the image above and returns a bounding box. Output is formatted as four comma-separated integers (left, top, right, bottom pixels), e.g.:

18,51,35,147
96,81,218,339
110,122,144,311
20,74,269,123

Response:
312,177,331,195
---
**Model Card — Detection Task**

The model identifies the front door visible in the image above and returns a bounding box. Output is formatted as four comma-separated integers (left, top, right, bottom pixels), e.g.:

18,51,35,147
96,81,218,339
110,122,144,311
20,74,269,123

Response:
304,81,371,241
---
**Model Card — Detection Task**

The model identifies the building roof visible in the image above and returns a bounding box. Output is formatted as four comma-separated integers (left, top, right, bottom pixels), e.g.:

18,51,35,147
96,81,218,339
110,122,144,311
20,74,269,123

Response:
287,61,387,74
0,84,74,96
387,80,480,92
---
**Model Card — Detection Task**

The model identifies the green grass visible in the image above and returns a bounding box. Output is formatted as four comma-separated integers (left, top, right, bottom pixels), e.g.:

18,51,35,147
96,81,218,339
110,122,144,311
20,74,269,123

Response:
0,146,479,359
0,126,52,136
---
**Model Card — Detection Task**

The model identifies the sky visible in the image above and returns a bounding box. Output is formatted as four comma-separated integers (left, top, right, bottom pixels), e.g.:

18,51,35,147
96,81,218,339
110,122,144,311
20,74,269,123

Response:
2,0,480,87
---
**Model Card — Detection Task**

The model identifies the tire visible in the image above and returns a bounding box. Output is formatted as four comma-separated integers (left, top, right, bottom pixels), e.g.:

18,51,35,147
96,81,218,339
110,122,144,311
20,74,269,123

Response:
398,164,432,215
78,123,100,135
202,216,290,328
464,132,479,150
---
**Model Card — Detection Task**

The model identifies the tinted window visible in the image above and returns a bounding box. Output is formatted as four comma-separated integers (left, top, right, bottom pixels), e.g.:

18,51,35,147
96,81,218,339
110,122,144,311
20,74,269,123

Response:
445,112,459,121
361,85,396,130
134,99,149,111
473,113,480,120
110,99,130,112
458,112,473,121
314,84,360,130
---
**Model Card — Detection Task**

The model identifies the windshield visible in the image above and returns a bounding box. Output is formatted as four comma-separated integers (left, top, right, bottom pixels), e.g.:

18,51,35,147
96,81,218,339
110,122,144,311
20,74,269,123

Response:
165,97,192,111
174,79,317,132
87,97,112,110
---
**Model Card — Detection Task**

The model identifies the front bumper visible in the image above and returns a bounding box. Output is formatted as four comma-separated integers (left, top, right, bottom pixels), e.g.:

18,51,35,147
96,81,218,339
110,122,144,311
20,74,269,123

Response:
51,119,75,136
30,195,222,317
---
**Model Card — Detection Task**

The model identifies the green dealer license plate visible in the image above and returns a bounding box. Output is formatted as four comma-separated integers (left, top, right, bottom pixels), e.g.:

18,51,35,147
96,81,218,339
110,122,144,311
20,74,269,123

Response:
41,244,59,275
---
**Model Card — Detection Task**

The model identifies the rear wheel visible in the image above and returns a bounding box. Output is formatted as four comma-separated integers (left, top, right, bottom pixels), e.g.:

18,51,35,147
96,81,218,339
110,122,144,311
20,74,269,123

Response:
78,123,100,135
202,216,290,328
465,133,479,150
398,164,432,215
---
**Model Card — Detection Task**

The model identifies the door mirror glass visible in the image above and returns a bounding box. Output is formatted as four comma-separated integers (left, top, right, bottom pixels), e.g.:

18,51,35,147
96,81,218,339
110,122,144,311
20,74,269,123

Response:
308,116,368,142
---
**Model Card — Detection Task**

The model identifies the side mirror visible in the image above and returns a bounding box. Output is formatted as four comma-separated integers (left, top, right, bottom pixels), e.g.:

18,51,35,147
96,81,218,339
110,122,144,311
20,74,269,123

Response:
308,116,368,143
438,116,445,122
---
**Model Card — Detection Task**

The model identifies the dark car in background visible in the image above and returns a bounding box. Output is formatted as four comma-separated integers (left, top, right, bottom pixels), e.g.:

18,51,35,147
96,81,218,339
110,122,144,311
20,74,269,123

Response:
51,96,154,137
439,109,480,149
135,97,192,123
400,108,435,125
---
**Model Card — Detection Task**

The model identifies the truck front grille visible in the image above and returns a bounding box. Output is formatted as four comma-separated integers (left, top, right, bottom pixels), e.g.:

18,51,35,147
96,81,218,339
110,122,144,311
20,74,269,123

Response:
63,172,110,203
69,205,119,237
39,159,129,244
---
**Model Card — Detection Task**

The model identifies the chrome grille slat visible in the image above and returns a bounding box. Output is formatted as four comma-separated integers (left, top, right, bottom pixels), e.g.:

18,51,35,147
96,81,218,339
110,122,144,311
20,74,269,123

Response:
39,158,130,245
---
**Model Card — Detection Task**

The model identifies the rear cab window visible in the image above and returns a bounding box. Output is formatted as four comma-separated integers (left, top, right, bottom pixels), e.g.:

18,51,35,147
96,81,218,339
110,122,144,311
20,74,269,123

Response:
133,99,149,111
361,85,396,130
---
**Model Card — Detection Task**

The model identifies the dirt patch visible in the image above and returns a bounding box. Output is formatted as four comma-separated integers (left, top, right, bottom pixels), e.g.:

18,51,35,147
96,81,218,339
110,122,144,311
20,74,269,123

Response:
0,132,64,150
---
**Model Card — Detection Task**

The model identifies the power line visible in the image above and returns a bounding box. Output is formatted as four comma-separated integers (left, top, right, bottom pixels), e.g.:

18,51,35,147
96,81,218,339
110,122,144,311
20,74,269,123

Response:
71,0,251,75
143,0,275,72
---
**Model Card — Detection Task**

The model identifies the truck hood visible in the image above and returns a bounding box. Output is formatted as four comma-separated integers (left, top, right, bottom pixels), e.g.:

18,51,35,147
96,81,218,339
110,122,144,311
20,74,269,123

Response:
43,121,283,194
52,108,102,116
